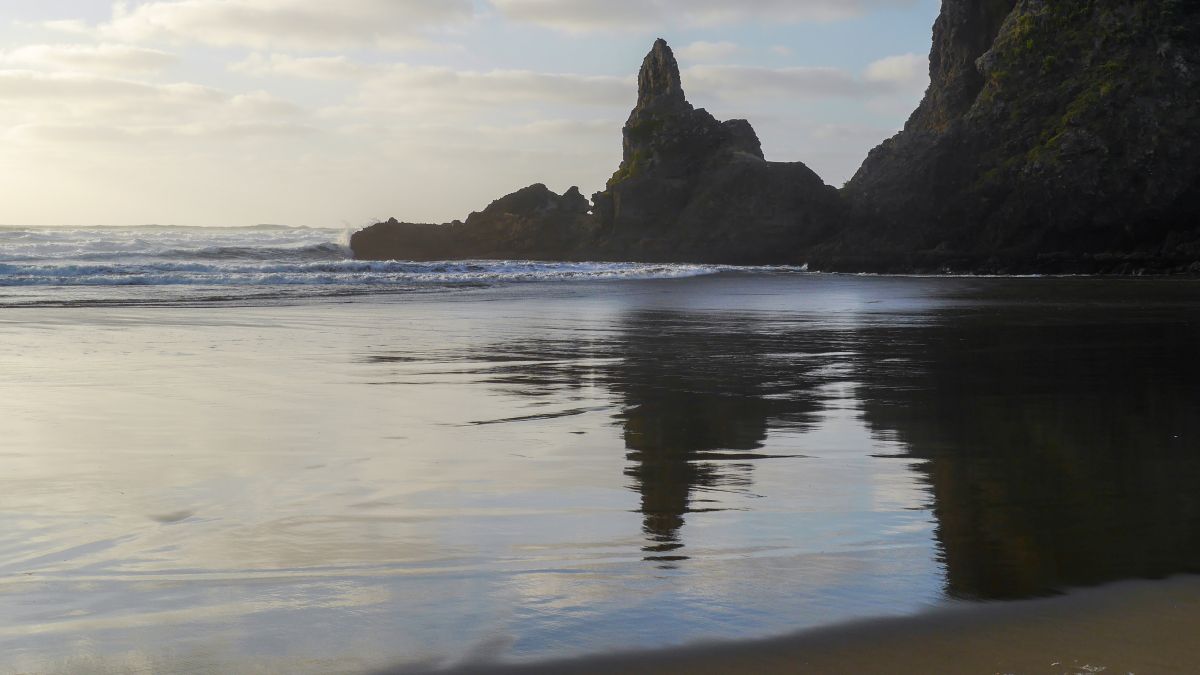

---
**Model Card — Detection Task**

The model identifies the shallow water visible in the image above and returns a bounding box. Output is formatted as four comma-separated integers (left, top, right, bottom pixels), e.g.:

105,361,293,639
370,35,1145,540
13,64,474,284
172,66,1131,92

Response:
2,237,1199,673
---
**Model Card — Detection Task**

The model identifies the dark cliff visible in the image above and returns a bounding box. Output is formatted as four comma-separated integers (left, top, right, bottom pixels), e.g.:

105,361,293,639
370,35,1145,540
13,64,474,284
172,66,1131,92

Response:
353,3,1200,273
835,0,1200,273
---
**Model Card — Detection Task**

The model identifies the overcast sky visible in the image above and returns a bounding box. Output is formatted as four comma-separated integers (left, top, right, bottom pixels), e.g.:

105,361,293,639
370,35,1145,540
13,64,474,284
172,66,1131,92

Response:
0,0,939,227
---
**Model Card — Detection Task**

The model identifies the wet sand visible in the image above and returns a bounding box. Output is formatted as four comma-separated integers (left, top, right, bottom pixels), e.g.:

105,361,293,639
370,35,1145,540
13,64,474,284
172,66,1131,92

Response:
5,275,1200,672
422,576,1200,674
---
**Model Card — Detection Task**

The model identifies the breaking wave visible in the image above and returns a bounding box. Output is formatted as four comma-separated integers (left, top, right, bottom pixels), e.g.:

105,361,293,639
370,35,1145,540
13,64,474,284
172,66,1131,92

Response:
0,226,726,303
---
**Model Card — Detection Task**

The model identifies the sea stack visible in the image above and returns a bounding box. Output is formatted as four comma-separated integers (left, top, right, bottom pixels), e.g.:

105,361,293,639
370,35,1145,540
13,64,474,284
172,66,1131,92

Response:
351,39,842,265
589,39,842,263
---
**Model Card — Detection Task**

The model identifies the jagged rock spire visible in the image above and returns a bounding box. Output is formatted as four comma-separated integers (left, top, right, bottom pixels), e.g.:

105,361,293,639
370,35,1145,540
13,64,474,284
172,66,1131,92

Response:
606,38,764,189
635,38,689,114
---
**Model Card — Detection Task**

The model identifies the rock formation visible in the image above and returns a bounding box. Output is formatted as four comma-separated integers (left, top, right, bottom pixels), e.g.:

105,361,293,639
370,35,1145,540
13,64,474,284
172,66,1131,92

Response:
351,183,595,261
590,39,842,263
833,0,1200,273
352,40,841,264
353,4,1200,273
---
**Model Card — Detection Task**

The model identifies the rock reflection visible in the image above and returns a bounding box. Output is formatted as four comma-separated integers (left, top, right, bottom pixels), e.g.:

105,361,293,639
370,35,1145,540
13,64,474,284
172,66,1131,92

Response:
860,303,1200,599
432,310,840,562
364,282,1200,599
612,312,829,562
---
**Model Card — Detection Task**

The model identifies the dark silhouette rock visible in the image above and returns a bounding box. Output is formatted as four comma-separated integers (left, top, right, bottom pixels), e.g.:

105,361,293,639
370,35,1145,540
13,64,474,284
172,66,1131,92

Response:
350,39,842,265
591,39,842,263
830,0,1200,273
351,183,596,261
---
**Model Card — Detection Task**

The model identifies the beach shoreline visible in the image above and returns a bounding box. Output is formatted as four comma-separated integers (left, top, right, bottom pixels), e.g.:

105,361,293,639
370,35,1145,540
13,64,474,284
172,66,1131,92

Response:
412,576,1200,675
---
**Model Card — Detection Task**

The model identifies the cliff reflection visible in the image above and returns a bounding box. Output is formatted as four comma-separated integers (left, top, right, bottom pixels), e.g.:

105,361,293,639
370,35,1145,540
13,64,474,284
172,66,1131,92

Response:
429,310,842,562
363,281,1200,600
613,313,831,561
859,302,1200,599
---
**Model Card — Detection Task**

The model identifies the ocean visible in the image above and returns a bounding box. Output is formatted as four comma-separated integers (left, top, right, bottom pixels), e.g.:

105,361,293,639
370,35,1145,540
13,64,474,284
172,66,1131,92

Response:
0,226,725,307
2,226,1199,673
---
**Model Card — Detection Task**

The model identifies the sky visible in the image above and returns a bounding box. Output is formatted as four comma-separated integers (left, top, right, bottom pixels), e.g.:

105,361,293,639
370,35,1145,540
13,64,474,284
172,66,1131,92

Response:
0,0,941,228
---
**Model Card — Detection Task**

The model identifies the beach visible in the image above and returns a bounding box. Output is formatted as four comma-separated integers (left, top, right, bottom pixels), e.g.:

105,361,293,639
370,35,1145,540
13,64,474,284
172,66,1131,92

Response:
422,576,1200,674
3,228,1199,673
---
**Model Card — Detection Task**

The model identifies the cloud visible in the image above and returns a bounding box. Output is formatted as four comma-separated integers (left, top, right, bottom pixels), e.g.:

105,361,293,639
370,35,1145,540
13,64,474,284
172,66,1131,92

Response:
0,70,221,107
676,41,740,63
684,53,928,101
864,52,928,91
40,20,91,35
367,68,633,110
231,54,374,80
235,55,634,117
686,66,874,100
812,122,893,141
236,52,927,113
1,44,179,74
70,0,473,51
0,69,308,143
490,0,918,32
8,120,316,144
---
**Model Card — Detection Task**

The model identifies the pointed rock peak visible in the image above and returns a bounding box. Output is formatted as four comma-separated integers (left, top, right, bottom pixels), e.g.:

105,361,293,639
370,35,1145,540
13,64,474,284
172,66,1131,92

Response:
636,38,688,112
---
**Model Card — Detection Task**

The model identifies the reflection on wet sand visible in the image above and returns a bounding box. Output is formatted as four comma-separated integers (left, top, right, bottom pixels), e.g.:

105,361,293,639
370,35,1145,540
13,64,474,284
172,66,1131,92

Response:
445,285,1200,598
436,310,840,563
613,312,829,563
860,308,1200,599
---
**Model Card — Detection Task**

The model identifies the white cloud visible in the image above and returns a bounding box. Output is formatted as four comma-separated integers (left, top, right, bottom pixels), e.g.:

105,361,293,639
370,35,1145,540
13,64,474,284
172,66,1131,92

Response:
686,65,876,100
677,41,740,63
267,55,901,128
490,0,918,32
71,0,474,51
0,70,220,107
40,19,91,35
1,44,179,74
684,53,928,102
235,55,634,117
771,45,794,57
231,54,374,80
0,69,308,143
358,67,633,110
864,52,928,91
812,122,892,141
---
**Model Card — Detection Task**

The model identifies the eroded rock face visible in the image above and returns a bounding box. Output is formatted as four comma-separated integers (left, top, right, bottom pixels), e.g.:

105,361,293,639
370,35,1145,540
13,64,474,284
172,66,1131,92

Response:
614,39,764,180
590,39,841,263
835,0,1200,273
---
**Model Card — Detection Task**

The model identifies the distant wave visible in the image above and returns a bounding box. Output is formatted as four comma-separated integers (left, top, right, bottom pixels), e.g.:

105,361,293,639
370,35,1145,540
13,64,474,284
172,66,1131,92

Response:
0,260,721,286
0,226,740,303
158,242,351,262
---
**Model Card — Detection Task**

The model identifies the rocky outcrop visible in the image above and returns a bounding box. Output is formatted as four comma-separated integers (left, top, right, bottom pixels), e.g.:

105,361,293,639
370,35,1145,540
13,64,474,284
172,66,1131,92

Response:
351,183,597,261
590,39,842,263
351,40,842,265
832,0,1200,273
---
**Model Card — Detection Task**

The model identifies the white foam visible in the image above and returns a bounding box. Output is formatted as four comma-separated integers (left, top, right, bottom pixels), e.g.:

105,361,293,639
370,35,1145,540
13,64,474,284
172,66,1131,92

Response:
0,226,726,293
